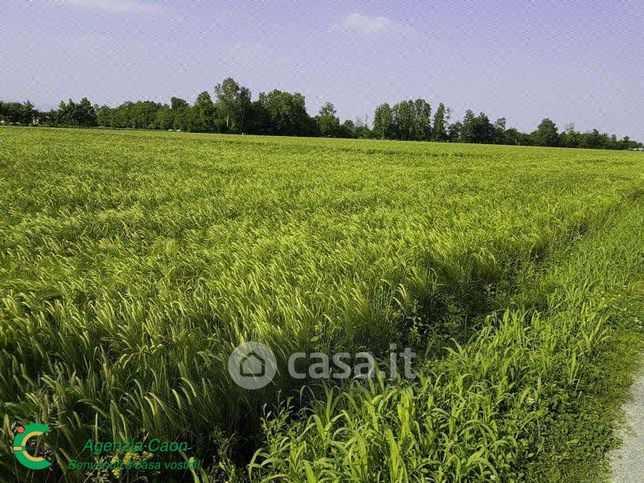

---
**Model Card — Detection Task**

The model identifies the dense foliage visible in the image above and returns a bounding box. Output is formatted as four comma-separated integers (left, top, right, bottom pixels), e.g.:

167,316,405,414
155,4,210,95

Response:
1,77,641,149
0,128,642,481
251,207,643,482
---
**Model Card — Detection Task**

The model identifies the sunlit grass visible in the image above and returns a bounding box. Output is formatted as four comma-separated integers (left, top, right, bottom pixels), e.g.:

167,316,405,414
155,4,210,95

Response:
0,127,641,480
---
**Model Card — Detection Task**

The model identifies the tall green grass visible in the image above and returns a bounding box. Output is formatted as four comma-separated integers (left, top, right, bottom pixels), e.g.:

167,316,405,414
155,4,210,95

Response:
249,204,643,482
0,127,642,479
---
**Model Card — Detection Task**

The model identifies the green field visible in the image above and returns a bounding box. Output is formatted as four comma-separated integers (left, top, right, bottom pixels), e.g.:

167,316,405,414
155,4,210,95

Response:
0,127,642,481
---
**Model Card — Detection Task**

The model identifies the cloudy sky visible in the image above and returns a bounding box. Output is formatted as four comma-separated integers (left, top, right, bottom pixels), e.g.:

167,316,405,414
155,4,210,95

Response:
1,0,642,138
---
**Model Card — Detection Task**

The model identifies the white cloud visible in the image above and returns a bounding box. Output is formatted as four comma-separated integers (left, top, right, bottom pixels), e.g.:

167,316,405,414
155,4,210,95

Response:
333,13,415,35
59,0,163,13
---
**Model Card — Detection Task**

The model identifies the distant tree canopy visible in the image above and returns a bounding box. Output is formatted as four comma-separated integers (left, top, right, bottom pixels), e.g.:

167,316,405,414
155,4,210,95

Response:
460,110,495,144
532,118,559,147
214,77,251,133
432,103,448,142
373,103,394,140
256,90,317,136
0,101,35,125
317,102,341,137
2,77,641,150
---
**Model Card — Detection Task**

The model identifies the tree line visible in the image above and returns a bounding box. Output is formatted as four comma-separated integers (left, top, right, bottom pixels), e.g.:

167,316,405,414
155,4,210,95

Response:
1,77,641,150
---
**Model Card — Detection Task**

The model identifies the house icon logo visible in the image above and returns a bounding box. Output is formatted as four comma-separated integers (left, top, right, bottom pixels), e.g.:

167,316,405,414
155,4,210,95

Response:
228,341,277,390
240,351,266,377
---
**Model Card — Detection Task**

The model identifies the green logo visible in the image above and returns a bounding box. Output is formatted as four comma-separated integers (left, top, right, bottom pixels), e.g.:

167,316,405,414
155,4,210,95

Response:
12,423,51,470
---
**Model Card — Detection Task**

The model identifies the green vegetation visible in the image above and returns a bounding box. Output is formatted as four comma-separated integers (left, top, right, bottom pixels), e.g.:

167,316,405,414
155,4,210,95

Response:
0,127,642,481
250,204,643,482
2,76,642,149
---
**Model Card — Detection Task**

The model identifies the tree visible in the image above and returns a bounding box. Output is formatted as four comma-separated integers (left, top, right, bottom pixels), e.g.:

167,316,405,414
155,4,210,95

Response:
559,123,579,148
337,119,355,138
57,99,76,126
78,97,97,127
257,89,315,136
96,100,164,129
532,118,559,146
412,99,431,140
173,106,198,132
460,110,475,142
353,116,372,139
0,101,35,124
56,98,96,127
317,102,340,137
373,103,393,139
460,110,494,144
432,103,448,141
447,120,462,142
6,81,642,148
493,117,507,144
503,128,522,145
170,97,189,110
96,105,112,127
580,129,607,149
194,91,216,132
214,77,251,133
167,97,193,131
154,106,174,130
244,101,268,134
392,100,415,140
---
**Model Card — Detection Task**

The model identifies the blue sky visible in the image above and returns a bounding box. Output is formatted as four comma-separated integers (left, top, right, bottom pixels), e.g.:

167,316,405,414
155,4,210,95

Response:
1,0,642,139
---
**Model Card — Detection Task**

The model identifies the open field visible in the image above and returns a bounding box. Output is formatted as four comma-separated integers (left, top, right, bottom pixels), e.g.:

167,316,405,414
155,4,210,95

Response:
0,127,642,481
